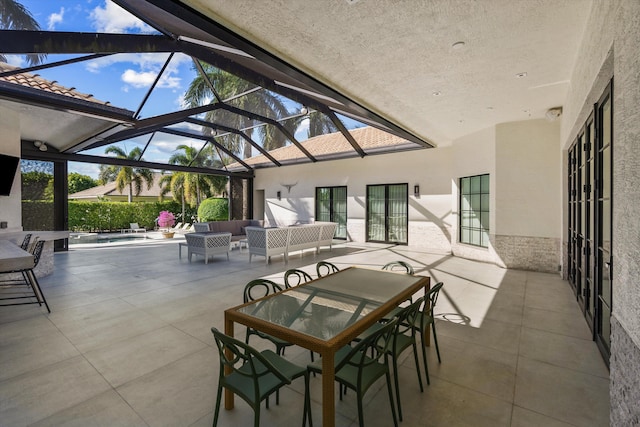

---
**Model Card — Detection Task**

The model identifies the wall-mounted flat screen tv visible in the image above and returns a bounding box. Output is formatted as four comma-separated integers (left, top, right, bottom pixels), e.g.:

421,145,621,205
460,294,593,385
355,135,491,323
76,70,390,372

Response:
0,154,20,196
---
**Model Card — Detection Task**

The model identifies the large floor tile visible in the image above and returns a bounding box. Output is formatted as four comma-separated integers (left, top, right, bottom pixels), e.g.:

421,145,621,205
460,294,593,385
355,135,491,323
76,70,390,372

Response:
117,348,218,427
400,376,513,427
510,406,576,427
522,306,592,340
514,357,609,426
519,327,609,378
437,317,521,355
29,390,148,427
83,326,207,387
0,356,112,427
425,335,518,401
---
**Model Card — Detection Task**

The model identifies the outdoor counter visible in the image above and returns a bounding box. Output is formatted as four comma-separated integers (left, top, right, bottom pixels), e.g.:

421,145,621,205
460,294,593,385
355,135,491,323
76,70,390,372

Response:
0,230,69,277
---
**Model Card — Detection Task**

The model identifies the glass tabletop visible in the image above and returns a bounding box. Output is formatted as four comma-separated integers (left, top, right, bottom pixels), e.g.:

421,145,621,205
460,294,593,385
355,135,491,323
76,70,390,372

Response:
237,267,423,341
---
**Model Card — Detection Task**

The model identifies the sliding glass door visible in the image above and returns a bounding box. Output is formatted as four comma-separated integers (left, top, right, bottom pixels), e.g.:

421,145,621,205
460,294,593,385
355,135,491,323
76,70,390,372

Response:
366,183,408,244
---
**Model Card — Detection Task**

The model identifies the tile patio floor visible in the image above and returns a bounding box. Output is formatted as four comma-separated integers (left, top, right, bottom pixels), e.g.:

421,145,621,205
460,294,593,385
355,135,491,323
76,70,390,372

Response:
0,239,610,426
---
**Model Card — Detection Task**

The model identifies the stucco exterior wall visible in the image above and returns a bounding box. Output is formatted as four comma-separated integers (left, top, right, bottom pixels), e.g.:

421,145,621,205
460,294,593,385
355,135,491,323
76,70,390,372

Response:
449,126,496,264
0,105,23,234
492,119,562,272
561,0,640,423
254,145,454,252
255,118,562,274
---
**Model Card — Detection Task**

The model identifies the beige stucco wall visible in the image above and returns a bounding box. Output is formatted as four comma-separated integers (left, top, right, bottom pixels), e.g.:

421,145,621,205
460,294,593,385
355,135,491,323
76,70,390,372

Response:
254,118,562,274
254,145,455,252
449,125,496,263
0,105,23,234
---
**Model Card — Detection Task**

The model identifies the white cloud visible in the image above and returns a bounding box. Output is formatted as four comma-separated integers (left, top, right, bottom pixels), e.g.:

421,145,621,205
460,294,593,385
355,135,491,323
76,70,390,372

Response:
294,118,310,140
47,8,64,30
121,69,181,89
90,1,154,34
4,55,25,67
68,162,101,179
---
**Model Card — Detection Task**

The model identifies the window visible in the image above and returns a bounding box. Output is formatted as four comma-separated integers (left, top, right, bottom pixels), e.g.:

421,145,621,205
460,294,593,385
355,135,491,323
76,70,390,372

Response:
459,174,489,247
366,183,408,244
315,186,347,239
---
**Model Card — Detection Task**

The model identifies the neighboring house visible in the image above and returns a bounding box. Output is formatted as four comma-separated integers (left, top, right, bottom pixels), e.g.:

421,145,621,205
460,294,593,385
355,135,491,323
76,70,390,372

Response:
69,172,172,202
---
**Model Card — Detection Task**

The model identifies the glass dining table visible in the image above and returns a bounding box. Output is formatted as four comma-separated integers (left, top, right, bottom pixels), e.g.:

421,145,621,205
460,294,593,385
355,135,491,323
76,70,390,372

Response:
224,266,431,427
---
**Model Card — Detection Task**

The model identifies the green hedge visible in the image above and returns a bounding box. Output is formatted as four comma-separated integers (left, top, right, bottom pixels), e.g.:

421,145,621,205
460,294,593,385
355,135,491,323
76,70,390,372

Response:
23,200,198,232
197,198,229,221
67,201,197,232
23,200,235,232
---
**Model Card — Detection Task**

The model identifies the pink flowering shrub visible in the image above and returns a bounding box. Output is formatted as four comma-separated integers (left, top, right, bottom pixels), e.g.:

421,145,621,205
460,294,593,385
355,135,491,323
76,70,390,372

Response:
157,210,176,228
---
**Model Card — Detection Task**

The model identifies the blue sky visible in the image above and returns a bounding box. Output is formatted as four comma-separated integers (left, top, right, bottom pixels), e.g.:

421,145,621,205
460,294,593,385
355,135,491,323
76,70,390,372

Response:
12,1,359,179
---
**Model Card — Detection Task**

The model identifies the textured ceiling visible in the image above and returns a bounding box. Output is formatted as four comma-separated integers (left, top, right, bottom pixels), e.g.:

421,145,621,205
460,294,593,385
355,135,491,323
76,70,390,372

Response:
182,0,591,146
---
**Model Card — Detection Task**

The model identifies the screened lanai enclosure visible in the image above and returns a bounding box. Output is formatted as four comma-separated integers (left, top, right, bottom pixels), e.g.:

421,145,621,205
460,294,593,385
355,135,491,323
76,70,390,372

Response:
0,0,433,239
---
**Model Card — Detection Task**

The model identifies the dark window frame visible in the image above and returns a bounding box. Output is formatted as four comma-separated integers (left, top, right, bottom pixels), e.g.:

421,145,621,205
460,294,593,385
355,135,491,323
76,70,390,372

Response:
459,174,490,248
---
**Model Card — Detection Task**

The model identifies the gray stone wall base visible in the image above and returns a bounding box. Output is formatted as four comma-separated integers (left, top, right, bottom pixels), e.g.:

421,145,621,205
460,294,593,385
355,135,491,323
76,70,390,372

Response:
610,316,640,426
492,235,560,273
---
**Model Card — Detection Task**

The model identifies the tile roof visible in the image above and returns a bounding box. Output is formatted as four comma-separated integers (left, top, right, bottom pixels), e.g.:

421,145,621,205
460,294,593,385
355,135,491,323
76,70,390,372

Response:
0,62,110,105
228,126,417,170
69,172,172,198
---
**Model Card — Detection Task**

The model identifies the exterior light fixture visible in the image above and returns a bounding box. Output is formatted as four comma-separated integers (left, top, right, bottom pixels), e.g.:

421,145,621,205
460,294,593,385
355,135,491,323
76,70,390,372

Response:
34,141,47,151
277,191,281,200
414,184,420,197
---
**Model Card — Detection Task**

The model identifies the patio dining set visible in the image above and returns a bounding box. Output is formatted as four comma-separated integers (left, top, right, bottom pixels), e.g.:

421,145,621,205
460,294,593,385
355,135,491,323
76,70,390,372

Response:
216,261,444,427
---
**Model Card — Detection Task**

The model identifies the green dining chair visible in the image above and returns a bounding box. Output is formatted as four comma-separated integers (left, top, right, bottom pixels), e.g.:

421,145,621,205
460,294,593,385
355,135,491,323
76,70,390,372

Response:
382,297,425,421
284,269,313,288
243,279,293,357
315,261,339,277
211,328,312,427
380,260,416,320
307,318,399,427
382,260,415,275
405,282,444,385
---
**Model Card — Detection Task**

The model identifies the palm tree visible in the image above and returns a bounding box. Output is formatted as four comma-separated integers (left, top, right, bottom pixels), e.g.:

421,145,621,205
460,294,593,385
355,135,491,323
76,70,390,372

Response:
0,0,46,66
184,62,334,158
100,146,154,203
159,144,227,219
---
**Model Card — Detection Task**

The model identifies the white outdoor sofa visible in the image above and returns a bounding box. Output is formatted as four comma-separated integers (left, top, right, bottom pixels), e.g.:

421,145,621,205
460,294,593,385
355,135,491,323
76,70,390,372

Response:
245,222,338,264
184,232,232,264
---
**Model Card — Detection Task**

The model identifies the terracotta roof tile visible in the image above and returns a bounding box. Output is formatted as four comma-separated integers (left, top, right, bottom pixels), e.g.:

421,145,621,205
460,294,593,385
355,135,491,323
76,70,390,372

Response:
0,62,110,105
229,126,416,169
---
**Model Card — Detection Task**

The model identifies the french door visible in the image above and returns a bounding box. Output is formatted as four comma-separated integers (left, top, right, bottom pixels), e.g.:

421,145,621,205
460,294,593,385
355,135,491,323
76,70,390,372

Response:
315,186,347,239
595,82,612,359
366,183,408,244
567,80,612,363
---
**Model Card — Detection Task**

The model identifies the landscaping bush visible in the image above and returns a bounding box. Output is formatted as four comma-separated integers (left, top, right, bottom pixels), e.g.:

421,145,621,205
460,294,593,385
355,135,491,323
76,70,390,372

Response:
67,200,196,232
197,198,229,221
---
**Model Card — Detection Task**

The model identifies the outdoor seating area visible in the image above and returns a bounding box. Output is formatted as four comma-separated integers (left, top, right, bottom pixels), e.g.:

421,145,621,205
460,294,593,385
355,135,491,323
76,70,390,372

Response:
245,222,339,264
0,240,609,426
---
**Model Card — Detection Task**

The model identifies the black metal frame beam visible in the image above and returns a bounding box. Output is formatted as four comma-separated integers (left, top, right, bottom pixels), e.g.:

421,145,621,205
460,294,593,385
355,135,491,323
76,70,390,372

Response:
78,104,221,151
158,127,252,170
21,142,252,179
0,30,178,54
186,117,282,167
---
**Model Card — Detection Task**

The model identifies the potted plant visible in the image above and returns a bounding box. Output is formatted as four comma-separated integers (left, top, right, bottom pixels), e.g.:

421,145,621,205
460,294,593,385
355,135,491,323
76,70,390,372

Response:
157,210,176,238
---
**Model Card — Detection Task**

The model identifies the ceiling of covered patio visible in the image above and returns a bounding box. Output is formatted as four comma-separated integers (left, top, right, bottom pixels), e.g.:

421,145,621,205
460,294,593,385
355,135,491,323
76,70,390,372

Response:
0,0,591,177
